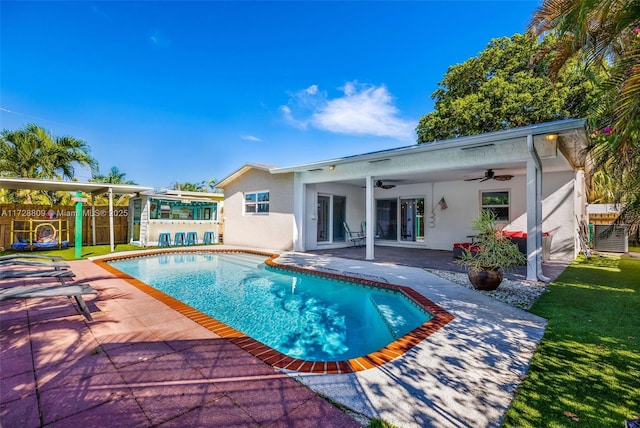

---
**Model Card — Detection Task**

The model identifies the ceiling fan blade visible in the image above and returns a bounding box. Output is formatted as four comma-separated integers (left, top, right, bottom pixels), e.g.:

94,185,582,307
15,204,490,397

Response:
464,177,483,181
480,177,490,182
494,175,513,181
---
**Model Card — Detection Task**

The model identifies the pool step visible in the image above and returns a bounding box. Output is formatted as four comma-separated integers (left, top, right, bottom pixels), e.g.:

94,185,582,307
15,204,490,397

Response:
369,293,409,340
216,253,267,270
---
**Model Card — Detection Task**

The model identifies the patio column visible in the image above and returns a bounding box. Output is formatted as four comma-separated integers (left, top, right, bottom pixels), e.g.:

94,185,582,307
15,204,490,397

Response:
108,187,115,253
365,175,374,260
292,176,305,252
526,158,538,281
526,134,549,282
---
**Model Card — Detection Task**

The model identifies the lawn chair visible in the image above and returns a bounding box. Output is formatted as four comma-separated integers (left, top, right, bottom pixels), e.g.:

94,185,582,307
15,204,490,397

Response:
0,259,70,269
0,283,98,321
0,269,75,284
343,222,365,246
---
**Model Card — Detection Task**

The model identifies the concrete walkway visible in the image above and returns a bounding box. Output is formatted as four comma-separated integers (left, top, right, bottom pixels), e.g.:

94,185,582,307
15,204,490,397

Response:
1,248,548,427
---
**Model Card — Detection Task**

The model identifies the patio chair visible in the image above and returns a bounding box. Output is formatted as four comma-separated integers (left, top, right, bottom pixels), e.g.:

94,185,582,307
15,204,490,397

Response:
0,269,75,284
0,259,70,269
0,254,64,262
343,222,365,246
0,283,98,321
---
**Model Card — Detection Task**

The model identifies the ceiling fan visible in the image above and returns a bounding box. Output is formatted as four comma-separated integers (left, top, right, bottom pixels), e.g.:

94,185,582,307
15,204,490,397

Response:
375,180,396,189
464,169,513,182
363,180,397,189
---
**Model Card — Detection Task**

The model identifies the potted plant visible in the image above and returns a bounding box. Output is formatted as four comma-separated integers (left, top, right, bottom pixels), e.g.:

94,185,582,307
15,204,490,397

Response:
455,210,526,290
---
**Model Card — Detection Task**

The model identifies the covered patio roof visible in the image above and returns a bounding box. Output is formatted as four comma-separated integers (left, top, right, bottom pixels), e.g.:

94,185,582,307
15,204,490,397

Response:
270,118,589,185
0,177,152,195
0,177,154,253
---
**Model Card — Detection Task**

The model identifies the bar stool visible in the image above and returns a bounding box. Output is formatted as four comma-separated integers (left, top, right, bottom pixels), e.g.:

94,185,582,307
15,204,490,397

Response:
203,231,215,245
186,231,198,246
174,232,186,246
158,233,171,248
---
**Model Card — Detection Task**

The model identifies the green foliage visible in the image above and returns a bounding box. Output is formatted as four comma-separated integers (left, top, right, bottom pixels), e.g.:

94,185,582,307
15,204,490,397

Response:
91,166,137,185
91,166,138,206
0,123,99,204
454,210,526,271
367,419,399,428
503,254,640,427
173,178,221,193
529,0,640,235
416,33,596,143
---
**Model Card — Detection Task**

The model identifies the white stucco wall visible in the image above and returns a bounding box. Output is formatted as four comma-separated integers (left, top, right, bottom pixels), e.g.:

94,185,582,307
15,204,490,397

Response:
294,170,576,260
222,169,295,251
500,171,576,260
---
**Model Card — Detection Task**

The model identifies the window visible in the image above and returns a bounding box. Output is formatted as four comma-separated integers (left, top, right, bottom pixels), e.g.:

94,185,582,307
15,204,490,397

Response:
149,199,217,220
481,191,509,221
244,191,269,214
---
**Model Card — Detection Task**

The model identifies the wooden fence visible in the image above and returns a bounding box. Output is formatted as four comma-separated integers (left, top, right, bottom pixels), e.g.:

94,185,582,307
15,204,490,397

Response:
0,204,129,251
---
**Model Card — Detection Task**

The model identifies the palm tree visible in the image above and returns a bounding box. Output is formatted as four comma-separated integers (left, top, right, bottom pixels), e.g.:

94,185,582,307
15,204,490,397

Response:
1,124,98,203
92,166,137,185
91,166,137,206
172,181,204,192
530,1,640,234
203,178,222,193
529,0,639,150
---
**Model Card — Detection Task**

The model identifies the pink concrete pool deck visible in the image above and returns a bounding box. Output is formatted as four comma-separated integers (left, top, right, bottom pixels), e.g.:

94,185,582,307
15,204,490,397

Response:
0,259,361,427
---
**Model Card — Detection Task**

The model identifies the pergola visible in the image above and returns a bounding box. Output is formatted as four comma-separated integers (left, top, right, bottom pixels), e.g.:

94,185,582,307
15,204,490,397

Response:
0,177,153,253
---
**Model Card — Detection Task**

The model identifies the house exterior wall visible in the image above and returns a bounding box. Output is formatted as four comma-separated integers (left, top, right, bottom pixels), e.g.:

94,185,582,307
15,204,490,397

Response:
219,122,588,262
296,170,577,260
222,169,295,251
502,171,576,260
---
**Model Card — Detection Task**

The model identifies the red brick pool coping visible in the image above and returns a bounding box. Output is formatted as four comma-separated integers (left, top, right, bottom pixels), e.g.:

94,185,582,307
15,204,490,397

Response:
94,249,454,374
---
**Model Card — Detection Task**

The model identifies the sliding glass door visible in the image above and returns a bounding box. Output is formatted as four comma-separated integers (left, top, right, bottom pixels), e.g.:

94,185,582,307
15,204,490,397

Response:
376,197,424,242
376,199,397,240
400,198,424,242
317,194,346,243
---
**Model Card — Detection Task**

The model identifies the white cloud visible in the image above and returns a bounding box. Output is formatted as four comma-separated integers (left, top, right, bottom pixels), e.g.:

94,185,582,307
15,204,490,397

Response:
241,135,262,142
148,30,172,49
280,81,415,141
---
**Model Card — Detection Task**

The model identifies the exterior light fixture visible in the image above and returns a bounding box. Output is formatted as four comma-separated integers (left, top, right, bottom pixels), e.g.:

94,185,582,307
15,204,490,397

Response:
328,165,335,170
545,134,558,141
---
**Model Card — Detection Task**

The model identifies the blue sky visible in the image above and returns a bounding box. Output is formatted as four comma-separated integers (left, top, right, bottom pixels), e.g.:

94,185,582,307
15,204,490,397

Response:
1,1,539,190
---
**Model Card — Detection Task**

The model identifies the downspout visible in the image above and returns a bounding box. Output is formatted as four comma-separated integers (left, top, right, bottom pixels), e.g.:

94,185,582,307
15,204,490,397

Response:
527,135,551,282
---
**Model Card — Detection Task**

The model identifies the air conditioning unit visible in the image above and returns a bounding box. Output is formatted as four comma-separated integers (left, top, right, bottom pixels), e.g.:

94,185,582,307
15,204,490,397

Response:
593,224,628,253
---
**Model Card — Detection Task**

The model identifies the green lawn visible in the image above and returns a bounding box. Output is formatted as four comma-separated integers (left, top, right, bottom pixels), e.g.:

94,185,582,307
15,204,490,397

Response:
0,243,148,260
503,253,640,427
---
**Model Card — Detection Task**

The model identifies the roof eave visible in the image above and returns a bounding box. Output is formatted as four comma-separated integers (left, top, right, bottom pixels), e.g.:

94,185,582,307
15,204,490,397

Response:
270,119,587,174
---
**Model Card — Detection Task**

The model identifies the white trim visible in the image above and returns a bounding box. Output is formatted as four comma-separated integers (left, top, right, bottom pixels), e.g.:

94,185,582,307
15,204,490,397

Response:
271,119,587,174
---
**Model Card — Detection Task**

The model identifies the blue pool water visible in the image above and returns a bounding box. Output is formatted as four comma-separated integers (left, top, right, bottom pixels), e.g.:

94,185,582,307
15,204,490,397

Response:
108,252,431,361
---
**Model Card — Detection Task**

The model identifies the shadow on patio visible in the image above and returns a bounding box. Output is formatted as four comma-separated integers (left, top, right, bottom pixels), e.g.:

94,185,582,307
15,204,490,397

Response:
306,245,570,282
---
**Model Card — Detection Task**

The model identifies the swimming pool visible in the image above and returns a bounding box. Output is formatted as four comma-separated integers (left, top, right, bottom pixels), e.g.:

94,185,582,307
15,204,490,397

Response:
107,252,431,361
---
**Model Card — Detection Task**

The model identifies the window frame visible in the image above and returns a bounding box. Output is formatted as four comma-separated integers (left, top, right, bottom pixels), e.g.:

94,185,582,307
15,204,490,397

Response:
244,190,270,215
480,190,510,222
